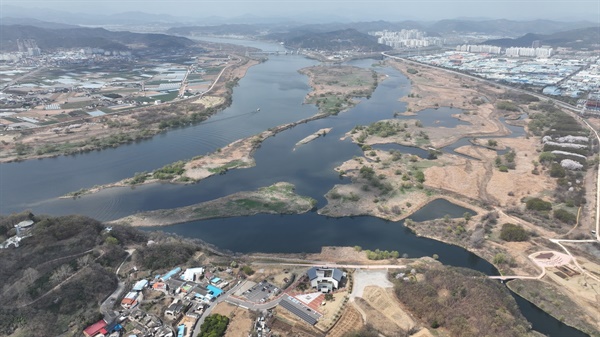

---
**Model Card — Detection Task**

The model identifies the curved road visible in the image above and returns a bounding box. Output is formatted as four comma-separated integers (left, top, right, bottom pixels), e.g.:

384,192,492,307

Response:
100,249,135,318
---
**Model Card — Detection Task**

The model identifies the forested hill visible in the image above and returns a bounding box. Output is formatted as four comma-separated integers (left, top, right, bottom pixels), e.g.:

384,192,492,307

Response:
0,25,196,52
482,26,600,49
0,212,217,337
282,28,392,52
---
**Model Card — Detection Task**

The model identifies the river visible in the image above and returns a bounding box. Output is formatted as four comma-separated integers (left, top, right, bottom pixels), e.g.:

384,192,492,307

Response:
0,36,589,336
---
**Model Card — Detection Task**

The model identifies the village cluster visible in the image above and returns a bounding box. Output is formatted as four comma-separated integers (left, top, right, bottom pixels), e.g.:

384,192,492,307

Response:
82,265,348,337
0,40,231,132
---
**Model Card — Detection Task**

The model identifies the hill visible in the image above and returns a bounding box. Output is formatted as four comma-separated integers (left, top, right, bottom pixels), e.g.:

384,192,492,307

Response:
483,26,600,49
0,25,196,52
0,17,80,29
167,24,268,36
0,212,216,337
427,19,594,36
393,265,537,337
282,28,391,52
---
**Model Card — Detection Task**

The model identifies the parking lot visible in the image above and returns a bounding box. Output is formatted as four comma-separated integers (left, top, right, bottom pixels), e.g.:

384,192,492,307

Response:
243,280,279,303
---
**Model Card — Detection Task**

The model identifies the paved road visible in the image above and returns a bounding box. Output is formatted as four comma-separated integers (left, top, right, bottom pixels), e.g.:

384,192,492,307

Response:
2,66,47,92
199,56,239,97
253,262,407,269
100,249,135,318
192,280,248,337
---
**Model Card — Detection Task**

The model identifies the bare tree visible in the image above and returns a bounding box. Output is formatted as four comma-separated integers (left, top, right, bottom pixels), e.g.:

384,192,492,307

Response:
22,267,39,285
50,264,73,284
77,255,93,269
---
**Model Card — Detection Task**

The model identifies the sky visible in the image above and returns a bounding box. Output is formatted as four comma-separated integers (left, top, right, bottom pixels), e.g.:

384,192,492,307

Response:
2,0,599,22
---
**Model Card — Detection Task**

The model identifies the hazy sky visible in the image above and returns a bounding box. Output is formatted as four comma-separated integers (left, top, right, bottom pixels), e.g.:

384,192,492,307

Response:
3,0,599,21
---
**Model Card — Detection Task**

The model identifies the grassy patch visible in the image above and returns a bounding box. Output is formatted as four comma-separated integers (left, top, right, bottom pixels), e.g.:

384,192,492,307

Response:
207,160,249,174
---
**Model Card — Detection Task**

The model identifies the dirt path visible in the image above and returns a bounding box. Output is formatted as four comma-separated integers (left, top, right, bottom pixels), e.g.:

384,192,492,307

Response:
472,146,497,204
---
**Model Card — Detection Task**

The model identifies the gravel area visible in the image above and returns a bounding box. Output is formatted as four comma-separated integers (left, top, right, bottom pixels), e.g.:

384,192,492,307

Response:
351,269,393,298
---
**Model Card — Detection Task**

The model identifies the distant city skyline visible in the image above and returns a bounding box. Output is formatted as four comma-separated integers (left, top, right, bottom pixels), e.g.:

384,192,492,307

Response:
2,0,598,22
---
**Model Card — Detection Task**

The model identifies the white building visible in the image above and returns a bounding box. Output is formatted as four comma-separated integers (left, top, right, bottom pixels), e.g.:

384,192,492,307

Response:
182,267,204,282
372,29,443,49
505,47,553,58
456,44,502,54
307,267,345,292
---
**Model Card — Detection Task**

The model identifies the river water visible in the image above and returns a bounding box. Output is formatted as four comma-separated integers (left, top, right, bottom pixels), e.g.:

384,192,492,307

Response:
0,37,588,336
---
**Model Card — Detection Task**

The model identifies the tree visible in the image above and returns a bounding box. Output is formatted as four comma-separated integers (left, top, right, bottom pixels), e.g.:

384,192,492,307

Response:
493,253,507,264
526,198,552,211
463,212,472,222
77,255,93,268
499,223,529,242
553,209,577,225
198,314,229,337
550,163,566,178
14,142,31,156
104,236,119,245
22,267,39,285
325,293,334,301
50,264,73,284
487,139,498,147
415,171,425,183
241,266,255,276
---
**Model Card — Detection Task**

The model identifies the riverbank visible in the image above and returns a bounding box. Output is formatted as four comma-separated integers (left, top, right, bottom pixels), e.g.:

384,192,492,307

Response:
315,60,600,333
398,205,600,335
109,182,316,227
507,279,599,336
62,64,384,197
0,55,259,163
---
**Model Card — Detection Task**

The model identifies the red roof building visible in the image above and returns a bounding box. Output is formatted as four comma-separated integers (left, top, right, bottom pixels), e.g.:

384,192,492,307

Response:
83,319,107,337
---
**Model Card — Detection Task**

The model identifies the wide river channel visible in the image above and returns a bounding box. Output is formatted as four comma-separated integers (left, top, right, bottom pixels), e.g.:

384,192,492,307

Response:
0,37,588,336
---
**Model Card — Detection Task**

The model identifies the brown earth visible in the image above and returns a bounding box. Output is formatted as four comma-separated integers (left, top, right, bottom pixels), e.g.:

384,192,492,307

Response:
326,303,364,337
315,291,349,331
211,302,254,337
272,309,324,337
390,59,504,113
300,65,385,100
361,286,416,331
354,297,405,336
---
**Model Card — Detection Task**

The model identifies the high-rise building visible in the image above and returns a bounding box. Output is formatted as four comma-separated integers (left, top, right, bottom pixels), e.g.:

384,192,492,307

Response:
505,47,552,57
372,30,442,49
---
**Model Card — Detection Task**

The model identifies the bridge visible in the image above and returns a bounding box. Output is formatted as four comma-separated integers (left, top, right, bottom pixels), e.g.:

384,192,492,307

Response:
246,50,300,56
488,275,541,281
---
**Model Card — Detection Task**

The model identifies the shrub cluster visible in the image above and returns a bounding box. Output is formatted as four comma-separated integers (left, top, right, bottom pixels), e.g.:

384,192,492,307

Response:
553,209,577,225
500,223,529,242
198,314,230,337
364,249,400,260
526,198,552,211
